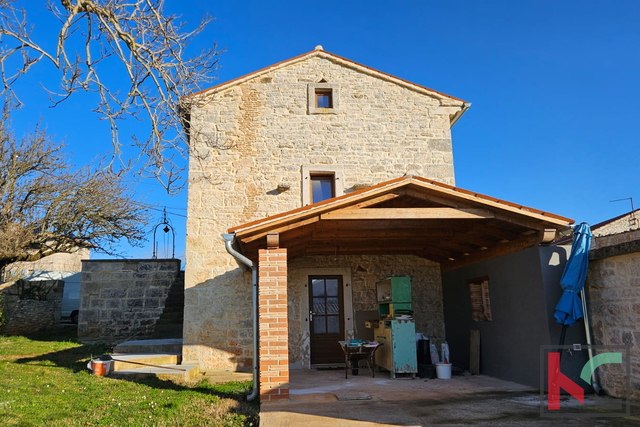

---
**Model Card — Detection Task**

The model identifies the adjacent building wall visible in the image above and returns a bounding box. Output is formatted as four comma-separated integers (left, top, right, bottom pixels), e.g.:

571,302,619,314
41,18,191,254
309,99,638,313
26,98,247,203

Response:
3,249,90,282
78,259,181,344
185,53,462,370
586,228,640,400
442,246,587,387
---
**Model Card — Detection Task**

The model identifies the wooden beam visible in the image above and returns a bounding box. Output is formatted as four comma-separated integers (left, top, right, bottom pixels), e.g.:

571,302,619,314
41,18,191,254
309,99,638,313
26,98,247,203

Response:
321,208,495,220
344,192,403,209
238,216,320,244
440,232,544,272
311,229,456,239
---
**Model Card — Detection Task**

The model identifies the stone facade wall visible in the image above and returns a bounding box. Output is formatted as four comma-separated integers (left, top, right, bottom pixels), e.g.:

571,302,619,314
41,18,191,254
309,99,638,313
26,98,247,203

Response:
185,52,460,370
0,280,64,335
287,255,444,368
78,259,181,344
586,252,640,400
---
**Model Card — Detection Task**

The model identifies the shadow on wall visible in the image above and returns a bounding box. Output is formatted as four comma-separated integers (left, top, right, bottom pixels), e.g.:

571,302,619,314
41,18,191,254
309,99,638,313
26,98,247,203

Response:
182,266,254,371
441,245,588,388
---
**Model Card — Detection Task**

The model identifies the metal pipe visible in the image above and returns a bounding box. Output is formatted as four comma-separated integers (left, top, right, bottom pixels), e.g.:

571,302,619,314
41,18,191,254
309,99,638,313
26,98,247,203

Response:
450,102,471,128
581,288,602,394
222,233,259,402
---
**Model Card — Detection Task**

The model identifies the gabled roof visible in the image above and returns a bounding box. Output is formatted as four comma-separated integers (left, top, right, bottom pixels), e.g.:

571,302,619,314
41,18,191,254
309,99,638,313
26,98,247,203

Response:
229,176,574,271
187,46,468,105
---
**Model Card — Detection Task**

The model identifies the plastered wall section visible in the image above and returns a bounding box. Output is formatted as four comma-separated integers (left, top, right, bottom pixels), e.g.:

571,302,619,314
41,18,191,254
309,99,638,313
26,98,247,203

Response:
586,252,640,400
184,55,459,370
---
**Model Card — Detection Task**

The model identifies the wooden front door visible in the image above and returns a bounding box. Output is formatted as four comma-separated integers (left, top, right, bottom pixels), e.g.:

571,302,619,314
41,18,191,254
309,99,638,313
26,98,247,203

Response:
309,275,344,364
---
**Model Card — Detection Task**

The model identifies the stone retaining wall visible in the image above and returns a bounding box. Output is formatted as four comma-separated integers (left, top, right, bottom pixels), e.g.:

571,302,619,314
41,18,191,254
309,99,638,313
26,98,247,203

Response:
78,259,181,344
0,280,64,335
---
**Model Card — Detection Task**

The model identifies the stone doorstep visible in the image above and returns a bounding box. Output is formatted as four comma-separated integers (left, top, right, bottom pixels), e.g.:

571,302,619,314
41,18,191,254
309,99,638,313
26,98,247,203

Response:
109,364,200,382
109,353,181,371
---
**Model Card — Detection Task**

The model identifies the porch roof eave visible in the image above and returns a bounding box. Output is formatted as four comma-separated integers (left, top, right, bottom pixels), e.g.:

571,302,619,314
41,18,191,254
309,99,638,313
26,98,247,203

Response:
227,176,574,272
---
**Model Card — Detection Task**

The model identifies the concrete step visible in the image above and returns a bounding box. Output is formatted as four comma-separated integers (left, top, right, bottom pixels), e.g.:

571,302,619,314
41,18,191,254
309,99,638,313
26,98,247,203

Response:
110,364,200,382
109,353,181,371
114,338,182,354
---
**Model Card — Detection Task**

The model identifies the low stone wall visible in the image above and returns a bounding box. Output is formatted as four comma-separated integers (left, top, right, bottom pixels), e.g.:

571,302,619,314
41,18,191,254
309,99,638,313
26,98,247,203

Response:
78,259,181,344
0,280,64,335
587,234,640,401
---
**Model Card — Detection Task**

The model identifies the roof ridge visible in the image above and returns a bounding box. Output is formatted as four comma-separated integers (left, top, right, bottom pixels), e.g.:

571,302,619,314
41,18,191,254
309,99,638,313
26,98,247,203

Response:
185,48,467,103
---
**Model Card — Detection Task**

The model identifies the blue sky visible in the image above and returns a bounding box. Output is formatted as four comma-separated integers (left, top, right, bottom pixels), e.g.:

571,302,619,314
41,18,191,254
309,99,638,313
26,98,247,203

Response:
9,0,640,263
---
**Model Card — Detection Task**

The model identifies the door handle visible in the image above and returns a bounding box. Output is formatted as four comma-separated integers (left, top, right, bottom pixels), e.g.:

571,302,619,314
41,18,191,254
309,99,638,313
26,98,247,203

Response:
309,310,316,321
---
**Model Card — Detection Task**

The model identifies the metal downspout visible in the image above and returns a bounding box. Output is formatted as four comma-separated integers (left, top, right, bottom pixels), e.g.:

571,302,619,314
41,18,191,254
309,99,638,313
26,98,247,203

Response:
222,233,259,401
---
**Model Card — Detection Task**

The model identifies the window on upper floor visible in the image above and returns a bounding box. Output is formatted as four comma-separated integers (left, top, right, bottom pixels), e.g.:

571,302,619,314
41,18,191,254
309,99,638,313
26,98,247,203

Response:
315,89,333,109
311,173,335,203
308,83,339,114
302,165,344,206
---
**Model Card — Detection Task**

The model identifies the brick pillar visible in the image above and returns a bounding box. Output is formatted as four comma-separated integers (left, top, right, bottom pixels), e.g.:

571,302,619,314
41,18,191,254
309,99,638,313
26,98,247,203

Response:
258,248,289,402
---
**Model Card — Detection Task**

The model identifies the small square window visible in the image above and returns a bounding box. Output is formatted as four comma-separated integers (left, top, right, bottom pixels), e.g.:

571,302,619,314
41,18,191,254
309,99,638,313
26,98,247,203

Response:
315,90,333,109
308,83,339,114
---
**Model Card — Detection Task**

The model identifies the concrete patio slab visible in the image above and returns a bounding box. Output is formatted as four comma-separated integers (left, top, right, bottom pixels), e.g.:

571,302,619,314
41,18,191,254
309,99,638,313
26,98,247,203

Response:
260,369,640,426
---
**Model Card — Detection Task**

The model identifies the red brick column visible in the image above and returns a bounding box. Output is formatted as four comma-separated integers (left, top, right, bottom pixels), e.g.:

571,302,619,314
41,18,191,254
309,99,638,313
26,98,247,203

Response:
258,248,289,402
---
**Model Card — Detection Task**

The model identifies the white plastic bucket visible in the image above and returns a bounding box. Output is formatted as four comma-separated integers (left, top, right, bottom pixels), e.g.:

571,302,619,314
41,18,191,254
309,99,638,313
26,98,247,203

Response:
435,363,452,379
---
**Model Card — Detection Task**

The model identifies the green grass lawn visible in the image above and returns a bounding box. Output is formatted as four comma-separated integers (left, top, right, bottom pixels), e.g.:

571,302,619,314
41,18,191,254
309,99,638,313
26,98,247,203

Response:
0,328,258,426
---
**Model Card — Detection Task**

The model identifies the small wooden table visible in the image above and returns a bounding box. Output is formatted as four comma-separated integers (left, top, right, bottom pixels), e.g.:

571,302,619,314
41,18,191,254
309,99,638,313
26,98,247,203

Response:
338,341,382,379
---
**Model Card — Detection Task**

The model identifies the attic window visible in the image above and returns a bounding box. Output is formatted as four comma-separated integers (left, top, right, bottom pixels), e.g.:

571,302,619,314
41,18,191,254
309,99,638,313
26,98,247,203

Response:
315,89,333,108
308,83,339,114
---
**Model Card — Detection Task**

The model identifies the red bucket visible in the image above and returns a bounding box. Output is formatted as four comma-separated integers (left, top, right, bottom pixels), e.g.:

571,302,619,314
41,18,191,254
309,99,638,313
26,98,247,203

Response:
91,359,111,376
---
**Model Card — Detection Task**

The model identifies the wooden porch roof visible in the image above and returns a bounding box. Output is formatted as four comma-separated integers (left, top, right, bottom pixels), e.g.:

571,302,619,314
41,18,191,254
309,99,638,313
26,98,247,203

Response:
228,176,574,272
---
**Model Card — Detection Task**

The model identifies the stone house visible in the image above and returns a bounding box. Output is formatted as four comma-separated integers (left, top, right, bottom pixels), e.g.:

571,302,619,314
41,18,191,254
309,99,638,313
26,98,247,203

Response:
585,209,640,399
183,46,574,401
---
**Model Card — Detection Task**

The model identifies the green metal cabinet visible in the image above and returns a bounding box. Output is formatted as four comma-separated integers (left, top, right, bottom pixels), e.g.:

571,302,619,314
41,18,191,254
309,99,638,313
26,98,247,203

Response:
374,276,417,378
376,275,412,318
374,319,417,378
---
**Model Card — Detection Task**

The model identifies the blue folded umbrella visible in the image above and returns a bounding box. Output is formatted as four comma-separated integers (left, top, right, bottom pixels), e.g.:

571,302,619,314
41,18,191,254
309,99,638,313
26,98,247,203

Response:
554,223,592,326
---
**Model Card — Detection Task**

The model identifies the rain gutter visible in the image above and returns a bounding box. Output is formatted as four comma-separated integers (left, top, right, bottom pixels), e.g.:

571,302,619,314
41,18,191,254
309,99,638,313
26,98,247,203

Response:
222,233,259,402
450,102,471,128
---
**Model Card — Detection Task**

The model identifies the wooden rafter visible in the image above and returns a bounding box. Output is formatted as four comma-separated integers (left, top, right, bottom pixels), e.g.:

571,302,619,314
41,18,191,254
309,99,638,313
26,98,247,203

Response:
321,208,495,220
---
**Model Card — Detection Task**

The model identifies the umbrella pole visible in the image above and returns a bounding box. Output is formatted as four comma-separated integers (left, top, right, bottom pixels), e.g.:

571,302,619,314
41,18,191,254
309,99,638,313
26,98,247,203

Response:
558,324,567,360
581,289,602,395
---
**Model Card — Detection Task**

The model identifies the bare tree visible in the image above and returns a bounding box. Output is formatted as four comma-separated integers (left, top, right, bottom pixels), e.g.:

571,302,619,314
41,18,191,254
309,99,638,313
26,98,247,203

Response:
0,105,149,273
0,0,221,193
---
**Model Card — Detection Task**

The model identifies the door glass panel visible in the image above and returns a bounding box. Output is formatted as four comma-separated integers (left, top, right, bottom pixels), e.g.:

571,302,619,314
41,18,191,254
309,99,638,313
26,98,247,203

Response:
314,318,326,334
326,279,338,296
326,297,339,314
313,298,326,314
312,280,325,296
327,316,340,333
